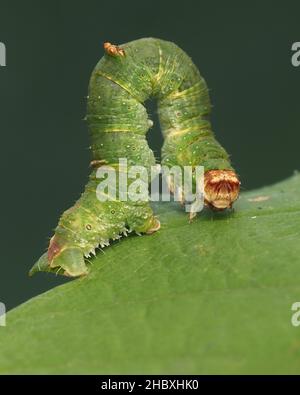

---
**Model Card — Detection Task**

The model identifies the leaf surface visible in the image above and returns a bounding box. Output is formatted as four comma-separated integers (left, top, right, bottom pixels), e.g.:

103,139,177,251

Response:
1,174,300,374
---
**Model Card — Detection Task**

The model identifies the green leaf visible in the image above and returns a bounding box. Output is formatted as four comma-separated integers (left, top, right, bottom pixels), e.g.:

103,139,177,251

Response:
1,174,300,374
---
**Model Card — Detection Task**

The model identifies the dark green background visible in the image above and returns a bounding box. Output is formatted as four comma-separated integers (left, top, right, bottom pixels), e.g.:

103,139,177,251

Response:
0,0,299,310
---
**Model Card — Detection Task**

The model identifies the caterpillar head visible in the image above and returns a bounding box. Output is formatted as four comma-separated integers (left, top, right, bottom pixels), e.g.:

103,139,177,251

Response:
30,205,109,277
204,170,240,210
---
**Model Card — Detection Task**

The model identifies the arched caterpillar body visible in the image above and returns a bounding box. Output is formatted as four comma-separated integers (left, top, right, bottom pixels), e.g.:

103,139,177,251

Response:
30,38,240,277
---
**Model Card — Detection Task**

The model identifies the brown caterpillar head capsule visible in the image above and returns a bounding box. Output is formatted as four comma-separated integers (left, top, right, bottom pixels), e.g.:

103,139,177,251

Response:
204,170,240,210
103,42,125,57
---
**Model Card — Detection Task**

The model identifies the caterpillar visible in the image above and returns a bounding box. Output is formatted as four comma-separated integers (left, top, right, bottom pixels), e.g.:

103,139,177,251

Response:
30,38,240,277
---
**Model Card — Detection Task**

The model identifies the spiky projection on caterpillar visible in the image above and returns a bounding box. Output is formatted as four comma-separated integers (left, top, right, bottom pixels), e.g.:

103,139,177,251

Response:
30,38,240,277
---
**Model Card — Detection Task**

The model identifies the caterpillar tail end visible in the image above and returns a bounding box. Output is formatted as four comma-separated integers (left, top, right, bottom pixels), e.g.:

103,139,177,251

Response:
204,170,240,211
29,252,53,276
29,237,89,278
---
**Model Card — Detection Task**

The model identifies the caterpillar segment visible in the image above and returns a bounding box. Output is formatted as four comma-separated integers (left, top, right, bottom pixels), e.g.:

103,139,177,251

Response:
30,38,239,277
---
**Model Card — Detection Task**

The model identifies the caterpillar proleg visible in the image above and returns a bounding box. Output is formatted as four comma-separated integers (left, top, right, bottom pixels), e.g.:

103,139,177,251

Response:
30,38,240,277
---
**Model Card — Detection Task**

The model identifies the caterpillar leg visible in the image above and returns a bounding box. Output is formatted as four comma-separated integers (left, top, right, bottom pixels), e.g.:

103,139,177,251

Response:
145,217,161,234
165,175,185,206
126,202,160,235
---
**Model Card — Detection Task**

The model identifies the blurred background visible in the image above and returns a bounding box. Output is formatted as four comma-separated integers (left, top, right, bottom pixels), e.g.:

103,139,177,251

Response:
0,0,299,309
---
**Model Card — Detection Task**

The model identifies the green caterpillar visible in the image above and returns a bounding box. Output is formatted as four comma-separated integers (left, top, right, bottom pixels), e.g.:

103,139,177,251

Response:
30,38,240,277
